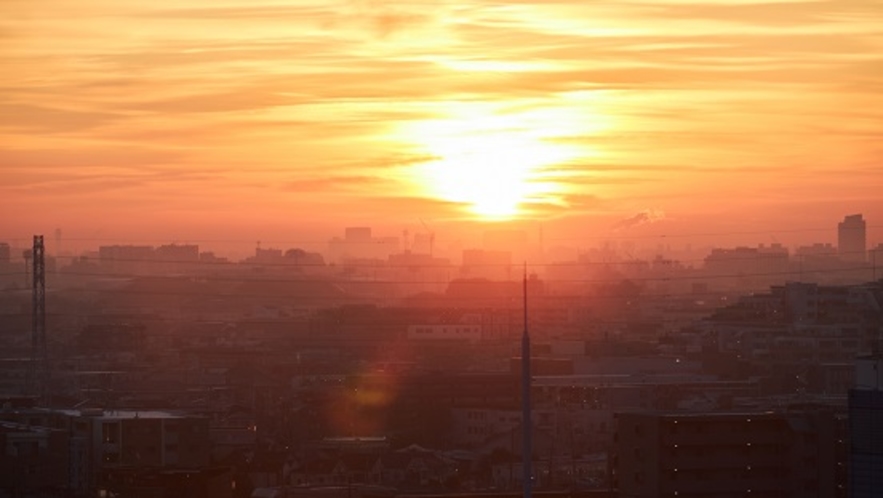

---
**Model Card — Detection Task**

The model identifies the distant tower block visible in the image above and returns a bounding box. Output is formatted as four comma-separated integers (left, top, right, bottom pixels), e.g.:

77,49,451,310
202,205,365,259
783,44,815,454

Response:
838,214,867,263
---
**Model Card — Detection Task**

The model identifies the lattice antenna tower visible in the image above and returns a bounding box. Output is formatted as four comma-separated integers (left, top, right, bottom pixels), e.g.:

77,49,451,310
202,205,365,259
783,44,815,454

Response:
30,235,48,405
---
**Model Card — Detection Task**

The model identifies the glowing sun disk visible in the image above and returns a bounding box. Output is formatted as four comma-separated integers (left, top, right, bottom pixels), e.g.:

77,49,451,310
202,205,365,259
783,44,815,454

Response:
411,127,577,219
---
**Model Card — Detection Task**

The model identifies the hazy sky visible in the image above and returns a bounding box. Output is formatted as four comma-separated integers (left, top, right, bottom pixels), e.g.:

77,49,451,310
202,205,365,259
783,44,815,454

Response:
3,0,882,253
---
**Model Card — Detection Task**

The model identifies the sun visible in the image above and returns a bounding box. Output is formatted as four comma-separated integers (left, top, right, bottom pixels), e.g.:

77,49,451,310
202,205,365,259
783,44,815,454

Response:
403,104,579,219
419,134,558,218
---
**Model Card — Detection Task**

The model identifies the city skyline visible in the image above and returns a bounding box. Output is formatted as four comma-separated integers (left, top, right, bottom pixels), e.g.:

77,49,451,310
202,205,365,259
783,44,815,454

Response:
1,214,882,262
3,213,881,277
3,0,883,249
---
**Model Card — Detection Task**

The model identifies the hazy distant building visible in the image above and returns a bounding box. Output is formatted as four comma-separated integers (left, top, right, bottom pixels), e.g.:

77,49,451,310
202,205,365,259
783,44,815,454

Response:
199,251,228,264
797,243,838,259
329,227,398,262
838,214,867,263
461,248,513,280
387,251,452,294
796,243,840,266
411,232,433,255
98,244,156,274
254,246,283,263
703,244,789,286
849,355,883,497
284,248,326,267
155,243,199,273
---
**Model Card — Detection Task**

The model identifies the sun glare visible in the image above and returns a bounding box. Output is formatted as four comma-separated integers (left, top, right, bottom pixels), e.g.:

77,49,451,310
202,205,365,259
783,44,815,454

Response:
403,104,582,219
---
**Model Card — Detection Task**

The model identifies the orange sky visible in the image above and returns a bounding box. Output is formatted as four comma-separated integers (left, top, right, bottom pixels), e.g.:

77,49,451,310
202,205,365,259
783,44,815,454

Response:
2,0,882,255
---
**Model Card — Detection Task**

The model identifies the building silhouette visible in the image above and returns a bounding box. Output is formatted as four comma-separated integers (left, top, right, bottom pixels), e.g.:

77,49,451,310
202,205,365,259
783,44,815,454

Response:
328,227,398,262
612,410,845,497
838,214,867,263
849,355,883,497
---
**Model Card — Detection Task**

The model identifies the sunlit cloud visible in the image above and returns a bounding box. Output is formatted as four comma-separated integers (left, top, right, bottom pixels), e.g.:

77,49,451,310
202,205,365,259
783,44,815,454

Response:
1,0,881,241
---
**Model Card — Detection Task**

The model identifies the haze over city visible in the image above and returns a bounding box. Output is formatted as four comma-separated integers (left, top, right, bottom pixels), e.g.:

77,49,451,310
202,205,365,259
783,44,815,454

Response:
3,1,883,498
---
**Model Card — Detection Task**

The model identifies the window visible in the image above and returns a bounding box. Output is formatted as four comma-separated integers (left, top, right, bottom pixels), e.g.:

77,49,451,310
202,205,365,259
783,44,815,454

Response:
102,423,120,444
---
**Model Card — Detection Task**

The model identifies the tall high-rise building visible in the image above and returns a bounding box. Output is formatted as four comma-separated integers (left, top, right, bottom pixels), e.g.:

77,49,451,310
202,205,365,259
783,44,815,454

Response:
849,355,883,497
838,214,867,263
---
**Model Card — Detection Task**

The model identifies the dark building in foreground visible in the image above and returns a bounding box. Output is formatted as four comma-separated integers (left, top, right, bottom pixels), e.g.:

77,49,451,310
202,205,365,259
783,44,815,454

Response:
0,421,71,495
0,408,212,497
849,355,883,498
612,409,845,497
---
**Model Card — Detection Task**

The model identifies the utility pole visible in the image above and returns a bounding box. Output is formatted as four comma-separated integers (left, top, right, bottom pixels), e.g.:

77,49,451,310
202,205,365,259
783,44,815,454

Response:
31,235,48,405
522,264,532,498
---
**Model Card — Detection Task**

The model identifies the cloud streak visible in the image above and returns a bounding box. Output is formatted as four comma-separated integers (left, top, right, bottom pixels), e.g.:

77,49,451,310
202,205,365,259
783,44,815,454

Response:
1,0,882,240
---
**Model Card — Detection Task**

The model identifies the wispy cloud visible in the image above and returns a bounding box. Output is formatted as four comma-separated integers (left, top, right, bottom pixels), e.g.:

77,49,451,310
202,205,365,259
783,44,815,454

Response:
1,0,881,239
